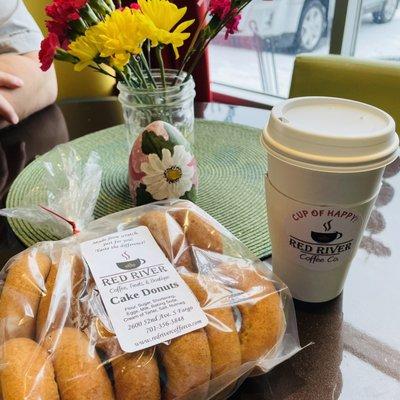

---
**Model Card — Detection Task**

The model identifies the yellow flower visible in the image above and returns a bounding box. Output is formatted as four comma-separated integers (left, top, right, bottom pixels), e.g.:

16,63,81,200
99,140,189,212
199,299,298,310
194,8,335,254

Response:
138,0,194,58
68,34,99,72
68,8,149,71
89,8,147,69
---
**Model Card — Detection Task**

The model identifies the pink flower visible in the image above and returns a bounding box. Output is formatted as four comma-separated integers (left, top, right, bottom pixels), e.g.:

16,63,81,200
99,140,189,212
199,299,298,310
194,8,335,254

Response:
209,0,232,19
188,157,199,187
225,9,241,39
128,121,170,202
128,133,148,203
39,33,60,71
129,133,148,181
145,121,169,140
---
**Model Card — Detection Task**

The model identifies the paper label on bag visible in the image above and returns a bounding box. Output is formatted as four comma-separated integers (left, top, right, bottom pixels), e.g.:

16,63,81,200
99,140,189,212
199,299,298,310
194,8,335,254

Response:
80,226,208,352
285,206,363,271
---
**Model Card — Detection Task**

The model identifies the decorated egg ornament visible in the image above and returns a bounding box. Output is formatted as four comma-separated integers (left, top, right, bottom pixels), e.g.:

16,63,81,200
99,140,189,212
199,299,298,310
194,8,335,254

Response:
129,121,198,206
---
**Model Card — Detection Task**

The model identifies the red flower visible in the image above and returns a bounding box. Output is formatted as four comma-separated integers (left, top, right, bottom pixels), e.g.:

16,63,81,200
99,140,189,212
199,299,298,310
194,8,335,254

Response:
225,9,241,39
45,0,87,22
209,0,231,19
118,3,140,11
46,20,70,49
39,33,60,71
44,0,87,49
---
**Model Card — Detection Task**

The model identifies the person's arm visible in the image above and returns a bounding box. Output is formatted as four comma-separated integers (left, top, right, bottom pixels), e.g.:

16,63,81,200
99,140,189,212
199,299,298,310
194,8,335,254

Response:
0,51,57,127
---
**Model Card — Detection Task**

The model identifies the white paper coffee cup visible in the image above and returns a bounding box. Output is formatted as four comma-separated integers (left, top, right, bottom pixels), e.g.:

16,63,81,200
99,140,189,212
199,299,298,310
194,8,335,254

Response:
262,97,399,302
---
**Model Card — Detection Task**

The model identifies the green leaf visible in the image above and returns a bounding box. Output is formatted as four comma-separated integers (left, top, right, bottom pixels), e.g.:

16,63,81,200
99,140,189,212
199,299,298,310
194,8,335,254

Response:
165,125,192,152
141,130,175,158
181,186,197,203
136,183,156,206
136,183,197,206
208,16,221,32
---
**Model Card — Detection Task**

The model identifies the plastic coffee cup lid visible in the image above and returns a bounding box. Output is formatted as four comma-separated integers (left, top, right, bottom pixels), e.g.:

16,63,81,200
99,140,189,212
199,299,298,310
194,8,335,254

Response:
262,97,399,172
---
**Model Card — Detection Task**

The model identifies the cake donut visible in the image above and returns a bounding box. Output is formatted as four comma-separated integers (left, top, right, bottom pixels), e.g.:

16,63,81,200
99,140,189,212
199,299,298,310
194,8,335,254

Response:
84,278,124,360
0,250,51,342
65,255,86,329
112,348,161,400
36,262,59,340
139,211,185,261
158,329,211,400
0,337,59,400
173,209,223,254
90,313,161,400
91,317,122,360
43,327,114,400
36,254,85,341
0,201,289,400
181,272,241,378
174,247,195,271
217,264,284,363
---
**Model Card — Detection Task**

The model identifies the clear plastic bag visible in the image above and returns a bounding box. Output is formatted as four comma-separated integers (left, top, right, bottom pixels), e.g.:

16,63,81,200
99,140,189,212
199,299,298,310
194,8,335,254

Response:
0,200,300,400
0,146,102,237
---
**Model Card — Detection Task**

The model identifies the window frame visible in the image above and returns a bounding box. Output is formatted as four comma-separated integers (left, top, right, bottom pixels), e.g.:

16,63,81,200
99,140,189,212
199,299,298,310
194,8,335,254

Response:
210,0,366,106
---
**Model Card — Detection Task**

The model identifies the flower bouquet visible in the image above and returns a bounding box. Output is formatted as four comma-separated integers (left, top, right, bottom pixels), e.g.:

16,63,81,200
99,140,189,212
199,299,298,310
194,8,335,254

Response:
39,0,253,142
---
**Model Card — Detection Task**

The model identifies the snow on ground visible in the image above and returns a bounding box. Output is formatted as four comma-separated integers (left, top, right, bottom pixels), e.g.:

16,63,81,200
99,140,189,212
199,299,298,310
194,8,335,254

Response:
355,11,400,59
210,10,400,98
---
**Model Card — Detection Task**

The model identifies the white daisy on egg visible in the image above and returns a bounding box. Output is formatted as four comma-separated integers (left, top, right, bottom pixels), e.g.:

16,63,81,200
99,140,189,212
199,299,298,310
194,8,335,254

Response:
141,145,195,200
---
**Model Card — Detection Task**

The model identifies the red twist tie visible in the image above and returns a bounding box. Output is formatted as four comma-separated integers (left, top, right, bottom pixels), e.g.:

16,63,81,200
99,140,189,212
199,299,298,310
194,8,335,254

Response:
39,205,80,235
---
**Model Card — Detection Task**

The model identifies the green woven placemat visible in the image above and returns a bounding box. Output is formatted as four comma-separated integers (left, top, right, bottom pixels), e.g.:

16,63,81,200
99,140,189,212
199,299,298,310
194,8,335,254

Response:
6,120,271,258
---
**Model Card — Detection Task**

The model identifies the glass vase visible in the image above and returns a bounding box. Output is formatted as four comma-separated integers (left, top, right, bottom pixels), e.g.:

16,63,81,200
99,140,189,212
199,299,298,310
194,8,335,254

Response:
118,69,196,146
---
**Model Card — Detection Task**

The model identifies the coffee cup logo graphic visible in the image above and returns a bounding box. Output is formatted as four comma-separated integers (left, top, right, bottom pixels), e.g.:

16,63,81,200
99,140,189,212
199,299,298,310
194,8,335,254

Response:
116,251,145,270
286,207,361,271
311,219,343,244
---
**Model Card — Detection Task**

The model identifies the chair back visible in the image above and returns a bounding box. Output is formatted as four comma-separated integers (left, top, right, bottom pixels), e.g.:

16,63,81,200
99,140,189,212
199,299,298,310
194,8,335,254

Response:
290,54,400,133
25,0,115,100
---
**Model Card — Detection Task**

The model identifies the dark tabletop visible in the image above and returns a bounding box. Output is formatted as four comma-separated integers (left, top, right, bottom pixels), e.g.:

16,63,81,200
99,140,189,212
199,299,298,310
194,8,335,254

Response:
1,100,399,399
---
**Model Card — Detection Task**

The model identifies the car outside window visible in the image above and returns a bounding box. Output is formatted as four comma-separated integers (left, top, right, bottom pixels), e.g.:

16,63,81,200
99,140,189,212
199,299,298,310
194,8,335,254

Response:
210,0,400,103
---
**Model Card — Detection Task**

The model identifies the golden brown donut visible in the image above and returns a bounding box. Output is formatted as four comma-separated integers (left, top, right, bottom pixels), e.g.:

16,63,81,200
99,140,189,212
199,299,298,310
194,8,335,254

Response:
172,209,223,253
85,295,161,400
36,254,85,341
217,264,284,363
90,317,123,361
43,327,114,400
66,256,86,327
139,210,185,261
0,250,51,342
112,348,160,400
89,308,160,400
81,278,122,360
174,247,195,271
181,273,241,378
159,329,211,400
0,337,59,400
36,262,59,340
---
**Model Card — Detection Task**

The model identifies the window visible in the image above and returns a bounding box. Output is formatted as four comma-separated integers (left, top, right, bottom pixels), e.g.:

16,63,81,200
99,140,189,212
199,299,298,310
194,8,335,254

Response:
209,0,400,105
354,1,400,60
210,0,336,101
